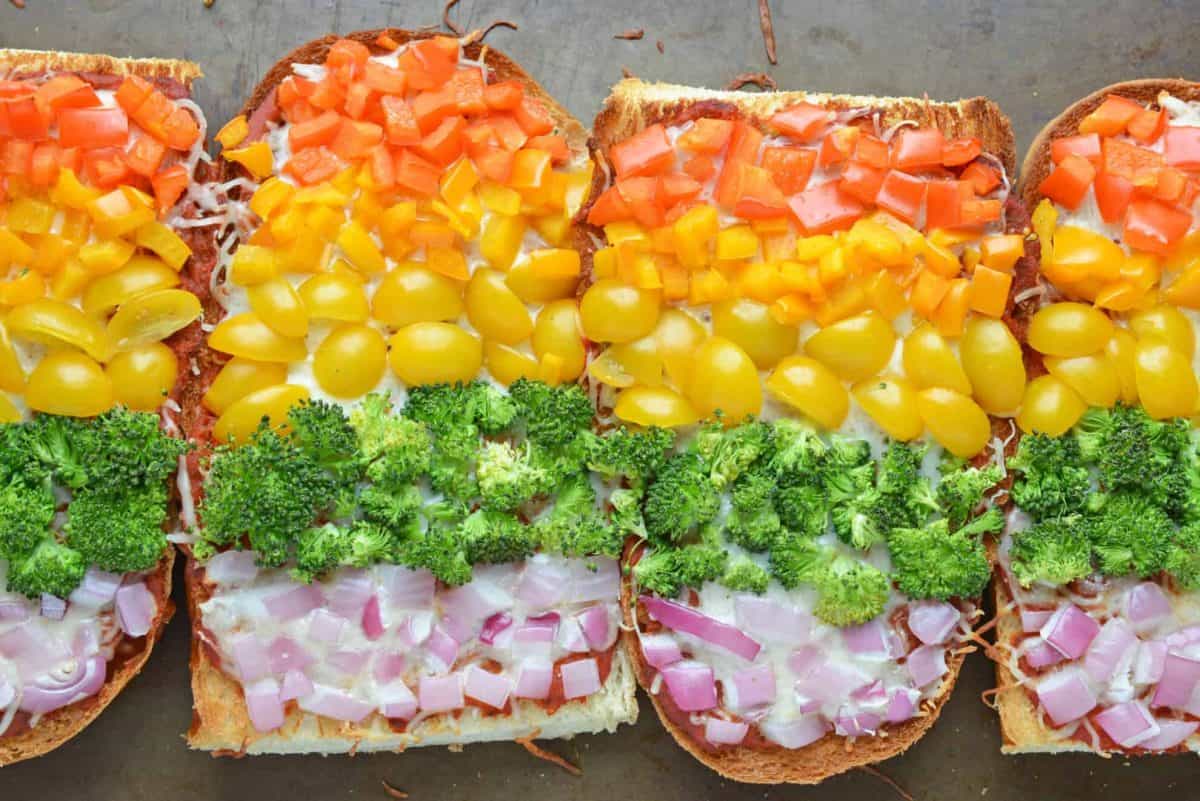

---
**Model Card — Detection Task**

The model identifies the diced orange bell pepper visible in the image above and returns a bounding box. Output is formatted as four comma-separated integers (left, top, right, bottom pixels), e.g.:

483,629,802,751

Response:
892,127,946,170
958,198,1002,227
1102,136,1163,181
82,147,130,189
289,109,343,150
470,144,515,183
616,176,665,228
57,107,129,149
483,80,524,111
526,134,570,164
125,134,168,177
769,102,829,141
486,115,528,152
658,172,703,207
513,97,555,136
682,154,716,182
2,95,50,139
399,37,460,90
415,116,464,166
911,269,951,318
35,75,100,112
363,60,407,95
942,136,982,167
788,182,866,235
115,75,154,115
677,118,734,153
733,164,789,219
449,69,487,116
393,149,442,196
1123,198,1192,255
367,144,396,189
839,162,887,205
285,146,340,185
1165,127,1200,170
412,85,458,134
132,90,176,140
925,180,967,230
715,121,764,206
381,96,422,146
1147,167,1188,204
343,82,373,120
330,118,384,161
980,234,1024,272
163,106,201,150
326,38,370,78
1050,133,1101,164
875,170,927,225
969,265,1012,317
961,161,1001,195
610,123,675,178
277,75,316,110
151,164,190,211
1127,108,1167,145
817,126,859,168
1,140,32,176
1078,95,1143,136
761,146,816,195
28,142,60,186
1037,153,1095,210
933,278,971,336
587,185,633,226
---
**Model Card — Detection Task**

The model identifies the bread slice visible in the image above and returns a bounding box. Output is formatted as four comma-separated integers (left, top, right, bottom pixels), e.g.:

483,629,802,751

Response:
1001,79,1200,757
0,47,200,767
185,28,634,754
593,78,1028,783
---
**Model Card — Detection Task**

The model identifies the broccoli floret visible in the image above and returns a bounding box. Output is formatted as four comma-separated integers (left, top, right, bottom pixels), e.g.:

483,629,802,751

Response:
693,419,772,490
813,555,890,627
66,483,168,572
1167,523,1200,590
1009,515,1093,587
21,414,89,488
1075,406,1191,516
721,555,770,594
7,537,86,599
1086,491,1173,577
535,473,622,558
632,545,726,597
876,442,939,527
396,526,472,586
350,394,430,463
1008,433,1091,519
404,381,517,438
509,379,592,449
822,437,875,507
937,457,1003,527
774,483,829,538
610,487,649,540
0,477,56,562
286,400,359,473
463,382,520,434
831,490,892,550
768,533,830,590
643,452,720,544
293,521,398,582
358,484,423,537
825,436,873,472
889,510,1000,600
725,470,783,552
458,508,537,564
476,441,552,511
768,419,827,479
81,408,188,490
585,426,674,490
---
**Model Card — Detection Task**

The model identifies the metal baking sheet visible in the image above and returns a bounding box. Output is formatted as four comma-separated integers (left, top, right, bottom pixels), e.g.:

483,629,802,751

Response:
1,1,1198,798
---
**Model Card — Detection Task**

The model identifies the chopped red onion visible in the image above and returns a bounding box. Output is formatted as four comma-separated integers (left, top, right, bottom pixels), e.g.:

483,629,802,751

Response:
68,568,123,608
640,595,761,662
908,601,960,645
1040,604,1100,660
851,679,889,712
464,664,512,709
1133,640,1167,685
376,565,435,609
906,644,948,687
115,581,155,637
204,550,259,585
886,688,921,723
372,652,406,684
577,604,615,650
397,612,433,648
640,633,683,669
787,644,824,677
19,655,106,714
704,717,749,745
760,715,827,749
39,594,66,621
557,615,590,653
279,669,313,702
561,658,602,699
514,612,559,647
480,612,513,645
439,614,472,643
0,598,30,622
0,676,14,709
418,673,464,713
1094,701,1159,747
231,634,271,683
567,558,620,604
379,680,418,719
328,649,370,676
514,658,554,699
244,677,285,732
1124,582,1172,631
835,711,882,737
841,619,892,658
516,556,569,609
1165,625,1200,649
1151,651,1200,709
1139,718,1198,751
362,595,385,641
1083,618,1136,683
0,622,64,678
794,661,871,705
324,569,373,619
263,583,322,622
1035,667,1097,725
298,684,373,722
1019,607,1054,634
661,660,717,712
1024,638,1066,669
267,636,313,674
440,580,513,628
307,609,346,644
733,594,810,644
72,626,99,661
424,625,460,673
724,663,776,711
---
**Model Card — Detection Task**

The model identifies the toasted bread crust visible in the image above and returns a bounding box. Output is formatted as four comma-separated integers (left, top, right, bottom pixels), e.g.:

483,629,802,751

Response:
0,48,201,87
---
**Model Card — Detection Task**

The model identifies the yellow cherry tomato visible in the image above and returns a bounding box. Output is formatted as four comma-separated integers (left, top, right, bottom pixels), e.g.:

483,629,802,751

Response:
803,311,896,381
587,349,635,388
25,350,114,417
505,257,577,304
107,288,202,351
1134,338,1198,420
213,383,310,444
0,393,19,422
960,317,1026,415
532,300,586,381
579,279,661,344
484,341,539,386
106,343,178,410
388,322,482,386
372,264,464,328
766,355,848,430
916,387,991,458
852,376,923,441
465,268,533,345
208,313,307,362
1105,329,1139,404
1017,374,1087,436
6,298,111,362
609,335,664,386
688,336,762,422
202,357,288,414
653,308,707,392
248,278,309,338
1028,302,1114,357
299,273,369,322
0,323,25,393
81,256,179,317
711,298,797,369
614,386,699,428
901,323,972,395
1129,305,1195,359
1044,352,1119,408
313,324,387,398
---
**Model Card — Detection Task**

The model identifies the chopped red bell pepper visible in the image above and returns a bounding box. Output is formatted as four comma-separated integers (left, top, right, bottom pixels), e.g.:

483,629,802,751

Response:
483,80,524,111
58,107,129,149
34,75,100,112
414,116,464,166
2,95,49,139
400,37,459,91
610,123,675,178
682,154,716,182
449,69,487,116
1123,198,1192,255
616,176,665,228
1165,127,1200,170
769,102,829,141
513,97,555,136
1078,95,1143,136
941,137,982,167
658,172,703,206
715,121,763,207
925,180,967,230
1102,136,1163,181
363,61,407,96
587,184,633,225
527,134,570,164
961,161,1001,195
733,164,789,219
788,181,866,234
392,149,441,196
817,126,858,168
1050,133,1101,164
331,118,386,161
151,164,190,211
760,146,816,195
875,169,927,225
326,38,370,78
1037,153,1095,210
381,96,421,146
839,161,886,205
1093,172,1133,223
677,118,734,153
1127,108,1168,145
412,85,458,134
854,134,890,169
892,127,945,170
288,109,343,150
125,134,168,177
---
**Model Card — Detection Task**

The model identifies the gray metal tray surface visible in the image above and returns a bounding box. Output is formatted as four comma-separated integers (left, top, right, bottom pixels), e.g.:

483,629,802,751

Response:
1,1,1198,798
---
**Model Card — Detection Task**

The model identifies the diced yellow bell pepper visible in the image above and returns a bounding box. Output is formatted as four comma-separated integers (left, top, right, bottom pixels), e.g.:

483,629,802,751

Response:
527,248,581,280
962,246,981,274
751,217,790,236
228,244,279,285
660,259,689,301
934,278,971,336
331,167,358,195
77,238,136,275
510,149,551,190
1031,199,1058,265
868,212,926,259
738,261,785,303
866,270,906,320
922,239,962,278
336,220,387,274
0,270,45,306
478,182,523,216
689,270,732,305
716,225,759,261
427,246,468,281
215,115,250,149
536,352,565,385
649,226,676,254
50,258,90,300
771,293,814,325
533,213,570,246
431,199,477,240
249,177,296,221
279,229,331,273
561,165,594,219
292,182,350,207
224,141,274,179
57,209,90,243
480,215,526,271
795,234,839,262
672,204,718,269
926,228,978,251
593,246,618,279
352,192,386,230
616,244,652,287
49,169,101,210
440,158,479,207
6,197,57,235
814,280,869,327
605,221,649,248
910,269,950,319
302,205,342,241
1163,267,1200,308
135,221,192,271
762,232,798,263
29,234,76,276
845,218,903,266
979,234,1025,273
0,229,36,271
87,187,156,240
379,201,417,237
409,220,457,249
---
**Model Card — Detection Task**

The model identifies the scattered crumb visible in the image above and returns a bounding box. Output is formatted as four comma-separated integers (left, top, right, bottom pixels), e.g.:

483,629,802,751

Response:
381,780,408,799
10,0,26,8
758,0,777,64
614,29,645,40
656,40,665,54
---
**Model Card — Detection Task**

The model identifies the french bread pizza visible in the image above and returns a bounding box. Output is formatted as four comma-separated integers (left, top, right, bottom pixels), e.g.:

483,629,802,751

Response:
0,49,212,764
181,29,639,755
582,79,1039,783
996,80,1200,756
